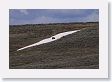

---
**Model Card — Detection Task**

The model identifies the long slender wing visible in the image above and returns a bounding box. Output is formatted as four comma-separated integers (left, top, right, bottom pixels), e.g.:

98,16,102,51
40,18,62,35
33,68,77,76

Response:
52,30,80,38
17,37,52,51
17,30,80,51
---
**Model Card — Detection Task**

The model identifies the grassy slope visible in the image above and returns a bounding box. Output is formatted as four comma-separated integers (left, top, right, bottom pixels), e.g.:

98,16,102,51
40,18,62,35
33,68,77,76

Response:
9,22,99,69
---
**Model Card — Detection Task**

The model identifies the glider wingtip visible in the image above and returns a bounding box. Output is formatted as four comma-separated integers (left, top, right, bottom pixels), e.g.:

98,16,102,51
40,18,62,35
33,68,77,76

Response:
17,49,22,51
17,49,20,51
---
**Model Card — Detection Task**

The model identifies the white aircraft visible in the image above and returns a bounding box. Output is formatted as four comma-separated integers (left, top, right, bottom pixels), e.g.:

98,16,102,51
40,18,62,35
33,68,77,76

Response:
17,30,80,51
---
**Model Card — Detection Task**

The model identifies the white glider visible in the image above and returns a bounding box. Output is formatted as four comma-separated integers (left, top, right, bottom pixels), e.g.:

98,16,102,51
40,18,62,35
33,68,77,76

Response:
17,30,80,51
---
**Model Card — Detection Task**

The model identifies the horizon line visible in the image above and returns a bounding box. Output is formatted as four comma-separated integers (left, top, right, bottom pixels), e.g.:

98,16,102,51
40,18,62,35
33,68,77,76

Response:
9,21,99,26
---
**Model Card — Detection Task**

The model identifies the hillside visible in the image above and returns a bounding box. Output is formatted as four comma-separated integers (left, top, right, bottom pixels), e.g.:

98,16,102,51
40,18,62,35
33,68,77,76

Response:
9,22,99,69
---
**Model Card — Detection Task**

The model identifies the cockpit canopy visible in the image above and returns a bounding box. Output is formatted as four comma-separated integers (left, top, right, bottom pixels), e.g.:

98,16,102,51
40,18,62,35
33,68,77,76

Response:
52,37,55,39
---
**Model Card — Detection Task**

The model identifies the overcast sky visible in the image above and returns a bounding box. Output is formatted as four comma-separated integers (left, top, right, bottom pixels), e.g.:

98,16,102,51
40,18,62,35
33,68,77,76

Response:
9,9,99,25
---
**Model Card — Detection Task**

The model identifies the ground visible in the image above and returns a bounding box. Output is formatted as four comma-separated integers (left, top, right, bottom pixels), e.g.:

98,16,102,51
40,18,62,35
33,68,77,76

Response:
9,22,99,69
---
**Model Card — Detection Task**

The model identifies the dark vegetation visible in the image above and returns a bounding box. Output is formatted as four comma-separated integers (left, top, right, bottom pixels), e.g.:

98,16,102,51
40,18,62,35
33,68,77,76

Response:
9,22,99,69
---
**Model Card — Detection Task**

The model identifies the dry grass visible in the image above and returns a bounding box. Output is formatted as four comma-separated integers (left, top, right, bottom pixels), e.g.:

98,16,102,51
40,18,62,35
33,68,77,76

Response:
9,22,99,69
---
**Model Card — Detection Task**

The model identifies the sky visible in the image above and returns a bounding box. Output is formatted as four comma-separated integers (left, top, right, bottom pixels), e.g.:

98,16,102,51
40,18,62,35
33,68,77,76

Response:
9,9,99,25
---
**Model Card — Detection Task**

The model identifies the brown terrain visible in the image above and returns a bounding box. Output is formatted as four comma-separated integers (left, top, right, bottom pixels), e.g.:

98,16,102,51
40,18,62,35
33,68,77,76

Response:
9,22,99,69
